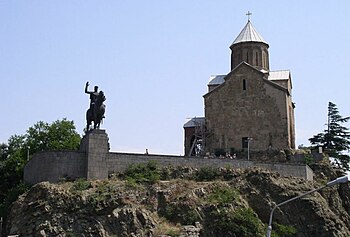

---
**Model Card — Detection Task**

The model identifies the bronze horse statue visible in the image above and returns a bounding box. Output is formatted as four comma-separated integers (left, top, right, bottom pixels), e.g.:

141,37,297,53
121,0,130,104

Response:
86,91,106,130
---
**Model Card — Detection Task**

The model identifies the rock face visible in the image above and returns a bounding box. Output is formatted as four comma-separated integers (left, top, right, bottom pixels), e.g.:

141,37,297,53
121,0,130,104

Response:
5,164,350,237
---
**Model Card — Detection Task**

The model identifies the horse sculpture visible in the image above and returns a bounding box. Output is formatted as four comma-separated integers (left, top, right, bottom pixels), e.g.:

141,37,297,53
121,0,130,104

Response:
86,91,106,130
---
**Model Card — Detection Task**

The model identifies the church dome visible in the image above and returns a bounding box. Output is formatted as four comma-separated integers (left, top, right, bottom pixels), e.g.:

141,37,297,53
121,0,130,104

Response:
231,20,268,46
230,20,269,71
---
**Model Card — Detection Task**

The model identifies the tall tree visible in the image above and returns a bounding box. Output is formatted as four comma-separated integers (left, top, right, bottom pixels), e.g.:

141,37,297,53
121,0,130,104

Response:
309,102,350,170
0,119,81,236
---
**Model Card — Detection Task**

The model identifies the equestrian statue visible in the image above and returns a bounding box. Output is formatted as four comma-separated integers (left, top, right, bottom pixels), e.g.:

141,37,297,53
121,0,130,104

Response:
85,81,106,130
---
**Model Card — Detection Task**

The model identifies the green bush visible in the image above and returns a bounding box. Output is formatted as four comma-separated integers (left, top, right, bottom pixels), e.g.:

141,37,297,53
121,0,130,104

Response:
0,182,29,217
204,207,264,237
124,161,160,184
194,166,221,181
160,203,200,225
303,153,314,165
271,223,297,237
70,178,91,192
207,185,238,205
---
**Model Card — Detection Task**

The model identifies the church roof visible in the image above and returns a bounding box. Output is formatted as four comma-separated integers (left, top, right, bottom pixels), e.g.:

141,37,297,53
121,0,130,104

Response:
208,75,226,85
268,70,290,81
231,20,268,46
183,117,205,128
208,70,291,87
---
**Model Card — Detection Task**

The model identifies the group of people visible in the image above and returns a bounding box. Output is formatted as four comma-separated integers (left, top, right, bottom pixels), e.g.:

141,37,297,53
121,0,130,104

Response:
203,152,237,159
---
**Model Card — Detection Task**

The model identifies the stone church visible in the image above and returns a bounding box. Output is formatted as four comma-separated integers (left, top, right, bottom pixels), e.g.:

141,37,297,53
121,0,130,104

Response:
184,19,295,156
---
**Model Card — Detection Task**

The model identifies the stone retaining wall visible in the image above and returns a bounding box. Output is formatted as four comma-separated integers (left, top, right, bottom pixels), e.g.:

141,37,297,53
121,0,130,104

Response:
107,152,313,180
24,151,86,184
24,130,314,184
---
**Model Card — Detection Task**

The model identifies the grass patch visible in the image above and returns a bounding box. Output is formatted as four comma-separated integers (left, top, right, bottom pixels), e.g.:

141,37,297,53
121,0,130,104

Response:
153,220,181,237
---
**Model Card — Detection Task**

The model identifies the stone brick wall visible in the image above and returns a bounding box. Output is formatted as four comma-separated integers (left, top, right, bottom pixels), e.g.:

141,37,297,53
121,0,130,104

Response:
24,151,86,184
204,63,292,152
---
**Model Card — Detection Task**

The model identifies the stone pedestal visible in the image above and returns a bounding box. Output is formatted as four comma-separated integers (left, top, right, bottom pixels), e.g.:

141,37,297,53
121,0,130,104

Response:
80,129,109,180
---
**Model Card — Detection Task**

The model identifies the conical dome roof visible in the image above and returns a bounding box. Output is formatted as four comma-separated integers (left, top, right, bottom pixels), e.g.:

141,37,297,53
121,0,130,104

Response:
231,20,268,46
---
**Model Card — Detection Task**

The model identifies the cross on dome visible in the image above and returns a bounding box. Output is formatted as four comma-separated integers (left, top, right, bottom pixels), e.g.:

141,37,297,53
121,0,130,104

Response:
246,11,252,21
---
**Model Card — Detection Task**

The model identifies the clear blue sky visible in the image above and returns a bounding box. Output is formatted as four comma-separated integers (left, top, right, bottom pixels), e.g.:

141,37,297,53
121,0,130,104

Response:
1,1,349,155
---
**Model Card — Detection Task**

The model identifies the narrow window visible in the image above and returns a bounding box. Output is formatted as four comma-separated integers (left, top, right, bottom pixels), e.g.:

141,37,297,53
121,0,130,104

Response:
243,79,247,90
246,51,249,63
262,51,266,68
255,52,259,66
242,137,248,149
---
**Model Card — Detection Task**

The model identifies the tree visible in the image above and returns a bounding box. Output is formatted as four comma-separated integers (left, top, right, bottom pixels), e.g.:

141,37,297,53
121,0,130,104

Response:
309,102,350,170
0,118,81,235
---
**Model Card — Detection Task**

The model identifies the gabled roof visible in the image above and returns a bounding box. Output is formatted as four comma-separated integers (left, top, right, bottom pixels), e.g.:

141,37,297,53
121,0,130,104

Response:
231,20,268,46
204,62,289,97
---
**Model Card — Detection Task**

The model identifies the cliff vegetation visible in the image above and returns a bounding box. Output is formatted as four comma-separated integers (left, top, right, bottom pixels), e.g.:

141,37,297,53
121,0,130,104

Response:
5,161,350,237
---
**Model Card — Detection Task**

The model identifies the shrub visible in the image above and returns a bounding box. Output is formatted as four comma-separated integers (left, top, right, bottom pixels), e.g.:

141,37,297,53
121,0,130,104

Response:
271,223,297,237
124,161,160,184
0,182,29,217
203,207,264,237
70,178,91,192
206,185,239,205
303,153,314,165
194,166,221,181
160,203,200,225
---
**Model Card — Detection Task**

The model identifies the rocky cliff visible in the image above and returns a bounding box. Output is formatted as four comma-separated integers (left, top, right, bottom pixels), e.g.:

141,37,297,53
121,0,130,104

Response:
5,162,350,237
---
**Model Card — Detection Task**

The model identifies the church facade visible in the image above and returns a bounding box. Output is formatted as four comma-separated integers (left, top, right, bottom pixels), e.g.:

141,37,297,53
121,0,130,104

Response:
184,20,295,156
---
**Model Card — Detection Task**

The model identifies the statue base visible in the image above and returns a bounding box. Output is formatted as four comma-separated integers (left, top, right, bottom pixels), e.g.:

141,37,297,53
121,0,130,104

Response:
80,129,109,180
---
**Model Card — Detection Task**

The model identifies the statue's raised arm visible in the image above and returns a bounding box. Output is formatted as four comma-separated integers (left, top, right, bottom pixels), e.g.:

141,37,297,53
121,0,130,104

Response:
85,81,90,94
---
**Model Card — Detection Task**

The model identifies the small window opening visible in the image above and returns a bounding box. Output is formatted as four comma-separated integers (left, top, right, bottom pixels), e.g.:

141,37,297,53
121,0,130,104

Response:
242,137,248,149
243,79,247,90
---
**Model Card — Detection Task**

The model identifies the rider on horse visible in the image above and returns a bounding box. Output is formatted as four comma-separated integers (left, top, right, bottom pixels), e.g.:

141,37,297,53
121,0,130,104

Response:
85,81,99,115
85,82,106,130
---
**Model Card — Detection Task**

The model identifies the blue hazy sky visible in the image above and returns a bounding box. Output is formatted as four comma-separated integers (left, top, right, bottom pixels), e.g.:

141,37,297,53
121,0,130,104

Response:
1,1,349,155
